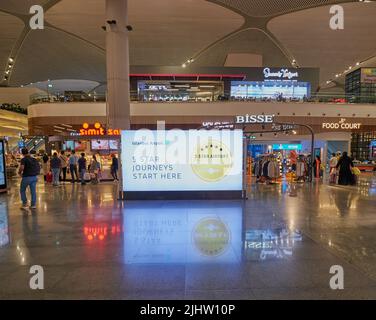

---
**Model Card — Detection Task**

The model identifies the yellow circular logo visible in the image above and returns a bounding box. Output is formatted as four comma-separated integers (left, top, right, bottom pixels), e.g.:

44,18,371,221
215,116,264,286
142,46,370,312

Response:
192,218,230,257
191,138,233,182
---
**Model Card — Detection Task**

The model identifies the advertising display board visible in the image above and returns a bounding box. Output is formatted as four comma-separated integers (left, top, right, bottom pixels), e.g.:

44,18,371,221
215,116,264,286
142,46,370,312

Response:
121,129,243,199
361,68,376,83
0,140,7,192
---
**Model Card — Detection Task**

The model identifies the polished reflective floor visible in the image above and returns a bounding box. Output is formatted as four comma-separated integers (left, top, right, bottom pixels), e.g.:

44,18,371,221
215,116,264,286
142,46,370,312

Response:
1,175,376,299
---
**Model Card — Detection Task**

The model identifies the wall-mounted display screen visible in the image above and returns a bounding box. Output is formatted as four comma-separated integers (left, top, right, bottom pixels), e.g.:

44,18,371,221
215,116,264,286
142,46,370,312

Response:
231,80,310,100
109,140,119,150
121,129,243,192
62,140,75,151
91,140,109,150
75,141,87,151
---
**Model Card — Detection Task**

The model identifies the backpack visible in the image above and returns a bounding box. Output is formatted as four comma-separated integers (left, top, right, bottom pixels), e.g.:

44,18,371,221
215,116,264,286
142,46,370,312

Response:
24,157,41,176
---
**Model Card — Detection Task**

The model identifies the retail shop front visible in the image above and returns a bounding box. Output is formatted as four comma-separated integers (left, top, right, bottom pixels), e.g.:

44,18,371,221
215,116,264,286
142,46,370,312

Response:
27,101,376,186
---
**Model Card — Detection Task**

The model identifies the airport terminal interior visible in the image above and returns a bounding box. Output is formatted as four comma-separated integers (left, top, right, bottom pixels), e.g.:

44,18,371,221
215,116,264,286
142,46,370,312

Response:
1,0,376,301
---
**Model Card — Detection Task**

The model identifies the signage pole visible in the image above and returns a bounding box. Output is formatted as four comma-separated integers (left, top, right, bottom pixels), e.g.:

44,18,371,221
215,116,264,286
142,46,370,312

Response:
242,133,248,200
118,136,124,200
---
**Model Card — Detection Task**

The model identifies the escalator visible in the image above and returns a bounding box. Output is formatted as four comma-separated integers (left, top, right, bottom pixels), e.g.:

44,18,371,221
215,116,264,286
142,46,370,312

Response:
11,136,45,154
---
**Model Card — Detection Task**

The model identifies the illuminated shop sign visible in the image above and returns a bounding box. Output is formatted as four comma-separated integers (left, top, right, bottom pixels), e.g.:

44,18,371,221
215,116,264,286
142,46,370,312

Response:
322,118,361,130
77,123,121,136
272,123,296,131
235,114,274,124
263,67,299,80
202,121,234,129
272,144,302,151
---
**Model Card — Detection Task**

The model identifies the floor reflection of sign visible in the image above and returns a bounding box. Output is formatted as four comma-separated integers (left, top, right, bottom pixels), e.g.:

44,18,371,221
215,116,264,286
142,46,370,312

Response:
192,218,230,257
123,202,242,264
245,228,302,261
0,206,9,247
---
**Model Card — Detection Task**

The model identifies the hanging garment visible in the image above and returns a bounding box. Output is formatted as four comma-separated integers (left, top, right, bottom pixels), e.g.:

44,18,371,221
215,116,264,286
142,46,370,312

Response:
262,160,270,177
296,161,305,177
268,161,280,178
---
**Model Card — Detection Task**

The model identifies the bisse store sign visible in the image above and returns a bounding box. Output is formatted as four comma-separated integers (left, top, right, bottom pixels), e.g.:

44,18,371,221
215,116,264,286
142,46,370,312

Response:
235,114,274,124
322,118,361,130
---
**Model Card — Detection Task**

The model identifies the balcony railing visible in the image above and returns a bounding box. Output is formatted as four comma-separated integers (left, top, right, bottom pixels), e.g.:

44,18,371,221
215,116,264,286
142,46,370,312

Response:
0,103,27,114
29,93,376,105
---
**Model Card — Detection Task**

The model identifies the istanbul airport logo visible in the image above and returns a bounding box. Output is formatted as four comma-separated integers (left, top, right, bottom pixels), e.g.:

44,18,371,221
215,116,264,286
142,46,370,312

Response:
191,138,233,182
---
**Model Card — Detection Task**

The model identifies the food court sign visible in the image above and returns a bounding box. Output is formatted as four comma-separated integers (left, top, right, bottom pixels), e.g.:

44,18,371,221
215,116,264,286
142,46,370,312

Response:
322,118,361,130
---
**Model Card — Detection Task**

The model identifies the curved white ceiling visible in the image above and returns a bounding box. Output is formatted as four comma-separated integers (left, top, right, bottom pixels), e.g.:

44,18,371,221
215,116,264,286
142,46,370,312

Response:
0,12,24,76
0,0,373,90
268,2,376,84
45,0,245,61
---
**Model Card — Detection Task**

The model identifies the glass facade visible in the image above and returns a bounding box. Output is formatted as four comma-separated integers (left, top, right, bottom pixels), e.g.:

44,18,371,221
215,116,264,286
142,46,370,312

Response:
230,80,310,100
137,80,224,102
351,132,376,161
345,68,376,103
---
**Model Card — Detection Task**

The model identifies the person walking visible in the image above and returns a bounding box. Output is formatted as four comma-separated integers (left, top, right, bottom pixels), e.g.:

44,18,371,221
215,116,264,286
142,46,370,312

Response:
110,153,119,181
313,155,322,179
42,153,49,182
78,153,87,185
68,150,79,183
336,151,355,185
329,153,338,184
59,150,68,182
50,152,62,186
18,148,40,210
90,155,100,184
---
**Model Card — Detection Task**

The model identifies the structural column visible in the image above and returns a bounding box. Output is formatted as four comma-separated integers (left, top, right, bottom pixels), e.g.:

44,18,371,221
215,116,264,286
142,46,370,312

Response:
105,0,131,130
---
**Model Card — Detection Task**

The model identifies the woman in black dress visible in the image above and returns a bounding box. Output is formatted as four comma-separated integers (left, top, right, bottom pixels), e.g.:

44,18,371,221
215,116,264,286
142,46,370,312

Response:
336,152,354,185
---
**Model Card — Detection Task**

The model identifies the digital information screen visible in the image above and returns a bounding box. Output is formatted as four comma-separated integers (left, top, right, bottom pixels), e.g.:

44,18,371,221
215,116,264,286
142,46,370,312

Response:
120,130,243,193
0,140,6,189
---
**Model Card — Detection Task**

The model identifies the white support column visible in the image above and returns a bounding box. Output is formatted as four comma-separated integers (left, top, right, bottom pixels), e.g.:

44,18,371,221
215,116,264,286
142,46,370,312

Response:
106,0,131,130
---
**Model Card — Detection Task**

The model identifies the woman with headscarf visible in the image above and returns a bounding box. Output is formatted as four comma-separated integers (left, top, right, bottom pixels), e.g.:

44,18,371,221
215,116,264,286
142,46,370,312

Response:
336,152,355,185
